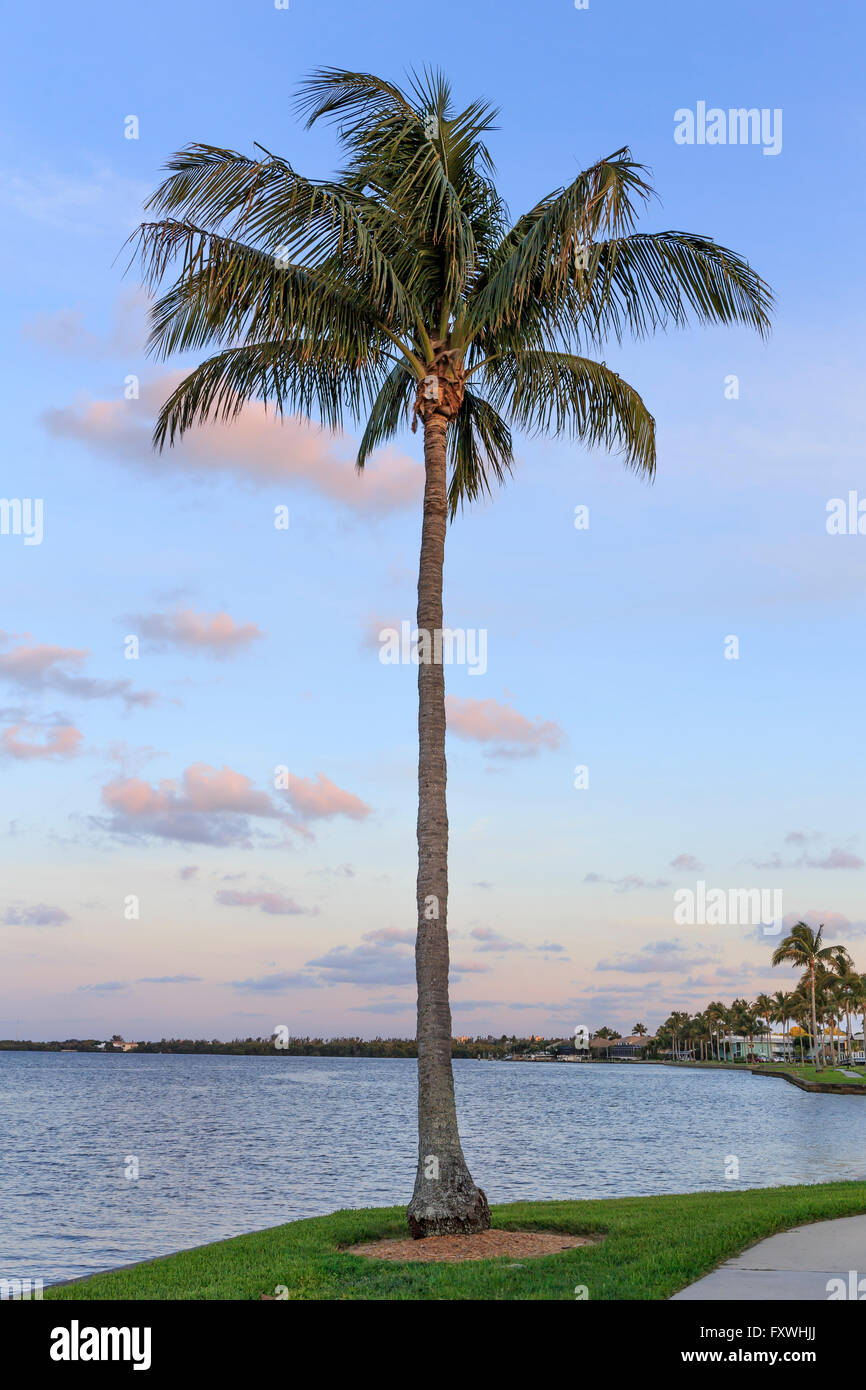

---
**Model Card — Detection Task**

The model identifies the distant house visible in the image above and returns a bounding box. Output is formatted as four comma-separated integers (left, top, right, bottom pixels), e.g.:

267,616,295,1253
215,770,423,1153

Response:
547,1025,591,1060
591,1034,653,1059
717,1033,794,1063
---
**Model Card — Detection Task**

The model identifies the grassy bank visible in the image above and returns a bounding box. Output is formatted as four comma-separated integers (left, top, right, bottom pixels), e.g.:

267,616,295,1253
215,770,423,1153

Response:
754,1063,866,1090
772,1064,866,1084
663,1059,866,1088
45,1181,866,1301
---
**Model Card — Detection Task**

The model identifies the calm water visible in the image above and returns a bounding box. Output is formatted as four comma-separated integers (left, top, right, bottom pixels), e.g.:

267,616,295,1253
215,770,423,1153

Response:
3,1052,866,1285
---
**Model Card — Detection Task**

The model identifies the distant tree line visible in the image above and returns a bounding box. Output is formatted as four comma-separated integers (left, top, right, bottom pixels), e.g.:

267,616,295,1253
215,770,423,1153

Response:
0,1034,552,1059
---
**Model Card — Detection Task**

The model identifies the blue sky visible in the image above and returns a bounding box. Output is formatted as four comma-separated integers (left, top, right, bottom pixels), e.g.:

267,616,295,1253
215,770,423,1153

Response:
2,0,865,1041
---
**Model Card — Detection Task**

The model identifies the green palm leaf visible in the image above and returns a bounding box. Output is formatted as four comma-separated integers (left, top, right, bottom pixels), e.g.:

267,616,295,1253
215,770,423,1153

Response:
484,350,655,476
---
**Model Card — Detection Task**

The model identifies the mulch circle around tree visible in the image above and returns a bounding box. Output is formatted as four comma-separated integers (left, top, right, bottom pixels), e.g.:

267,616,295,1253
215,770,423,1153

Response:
343,1229,597,1263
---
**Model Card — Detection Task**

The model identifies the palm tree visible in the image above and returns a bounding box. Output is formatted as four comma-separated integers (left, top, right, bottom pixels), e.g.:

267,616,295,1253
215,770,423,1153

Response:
692,1011,712,1062
729,998,754,1060
632,1022,648,1037
665,1011,692,1060
829,950,857,1063
812,957,849,1067
770,989,793,1062
130,68,772,1236
788,986,813,1063
706,1000,729,1060
754,992,774,1061
772,922,838,1073
857,975,866,1063
655,1022,674,1057
744,1006,761,1062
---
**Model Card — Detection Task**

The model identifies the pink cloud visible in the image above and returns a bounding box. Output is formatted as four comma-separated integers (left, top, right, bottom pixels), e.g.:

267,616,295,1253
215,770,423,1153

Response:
808,847,864,870
0,636,156,708
670,853,705,872
360,614,404,652
215,889,314,916
100,762,286,846
470,926,525,953
0,642,88,680
445,696,564,755
364,927,415,945
99,763,370,845
135,606,263,655
106,763,277,818
1,723,83,760
42,373,422,514
282,772,371,821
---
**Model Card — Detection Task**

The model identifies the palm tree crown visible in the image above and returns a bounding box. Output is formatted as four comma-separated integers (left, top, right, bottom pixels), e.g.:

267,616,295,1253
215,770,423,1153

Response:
129,67,772,510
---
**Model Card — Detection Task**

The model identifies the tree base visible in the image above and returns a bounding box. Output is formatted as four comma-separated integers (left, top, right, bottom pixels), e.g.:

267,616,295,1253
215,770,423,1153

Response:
407,1184,491,1239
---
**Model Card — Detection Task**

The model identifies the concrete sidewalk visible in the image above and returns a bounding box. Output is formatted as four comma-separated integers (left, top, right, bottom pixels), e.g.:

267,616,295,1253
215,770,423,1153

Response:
672,1214,866,1300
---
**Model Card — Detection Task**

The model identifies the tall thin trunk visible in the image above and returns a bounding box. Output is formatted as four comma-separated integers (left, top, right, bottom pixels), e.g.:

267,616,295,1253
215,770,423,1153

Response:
407,412,490,1238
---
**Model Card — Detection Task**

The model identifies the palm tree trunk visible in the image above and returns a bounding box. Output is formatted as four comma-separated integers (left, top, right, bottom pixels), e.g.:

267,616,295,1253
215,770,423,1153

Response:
407,412,490,1238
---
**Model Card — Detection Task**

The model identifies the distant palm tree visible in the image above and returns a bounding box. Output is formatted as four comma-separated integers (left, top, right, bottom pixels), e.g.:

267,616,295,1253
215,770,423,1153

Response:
788,986,813,1063
772,923,839,1073
858,975,866,1061
829,950,858,1063
729,998,755,1060
665,1011,691,1060
655,1022,674,1056
632,1022,648,1037
692,1011,712,1062
130,67,772,1236
754,992,774,1060
770,989,793,1062
706,1000,729,1060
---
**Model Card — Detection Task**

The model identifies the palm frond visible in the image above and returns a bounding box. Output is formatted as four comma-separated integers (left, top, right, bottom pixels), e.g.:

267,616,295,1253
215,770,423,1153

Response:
152,340,368,447
462,150,653,343
140,144,414,328
132,219,388,369
356,360,416,470
447,388,514,516
294,68,417,133
484,351,655,477
583,231,774,343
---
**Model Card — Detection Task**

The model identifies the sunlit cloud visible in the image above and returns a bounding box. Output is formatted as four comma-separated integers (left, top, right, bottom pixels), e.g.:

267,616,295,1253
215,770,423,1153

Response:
215,889,315,916
1,722,82,760
281,772,371,822
0,636,157,709
42,373,422,514
131,606,263,657
445,696,564,758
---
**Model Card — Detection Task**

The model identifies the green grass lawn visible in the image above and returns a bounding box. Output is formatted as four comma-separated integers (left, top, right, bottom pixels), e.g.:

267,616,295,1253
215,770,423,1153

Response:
44,1181,866,1301
665,1059,866,1086
764,1064,866,1086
